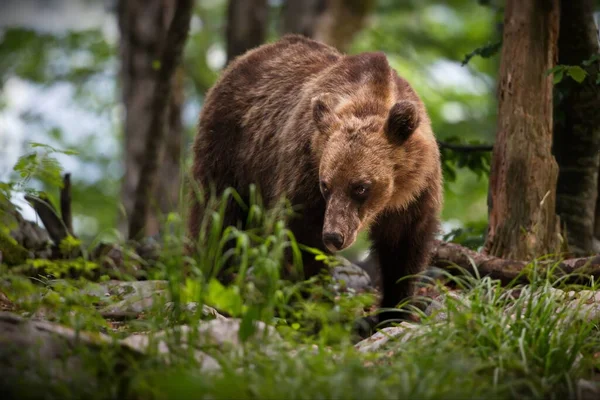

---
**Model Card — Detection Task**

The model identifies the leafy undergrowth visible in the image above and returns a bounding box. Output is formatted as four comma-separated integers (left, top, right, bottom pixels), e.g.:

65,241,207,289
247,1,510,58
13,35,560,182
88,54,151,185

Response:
4,267,600,400
2,184,600,399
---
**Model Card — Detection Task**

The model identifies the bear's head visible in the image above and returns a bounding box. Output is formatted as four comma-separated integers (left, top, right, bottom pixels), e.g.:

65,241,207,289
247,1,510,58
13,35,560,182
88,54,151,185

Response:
311,92,421,253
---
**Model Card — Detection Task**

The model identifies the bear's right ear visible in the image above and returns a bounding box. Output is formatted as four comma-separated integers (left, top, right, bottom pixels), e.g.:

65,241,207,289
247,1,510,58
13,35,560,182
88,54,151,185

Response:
385,100,420,145
311,93,340,135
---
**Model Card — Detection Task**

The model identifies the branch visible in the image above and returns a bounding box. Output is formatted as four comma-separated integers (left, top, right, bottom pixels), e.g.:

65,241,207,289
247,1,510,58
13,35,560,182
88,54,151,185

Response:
60,173,74,236
437,140,494,153
432,240,600,285
24,194,68,246
128,0,194,240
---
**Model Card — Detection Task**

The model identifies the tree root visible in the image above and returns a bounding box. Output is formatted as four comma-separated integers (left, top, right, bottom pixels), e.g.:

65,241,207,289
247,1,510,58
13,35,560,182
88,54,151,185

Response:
432,240,600,285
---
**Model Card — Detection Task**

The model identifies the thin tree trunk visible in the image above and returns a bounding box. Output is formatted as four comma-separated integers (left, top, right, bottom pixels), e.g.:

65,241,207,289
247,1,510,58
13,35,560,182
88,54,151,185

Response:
596,171,600,246
281,0,326,38
311,0,376,52
225,0,268,65
117,0,185,238
484,0,561,260
553,0,600,256
146,67,184,236
281,0,376,52
126,0,194,240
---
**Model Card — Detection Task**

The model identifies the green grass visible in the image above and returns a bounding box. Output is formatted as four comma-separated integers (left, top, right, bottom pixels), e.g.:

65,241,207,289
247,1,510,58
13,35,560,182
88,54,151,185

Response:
2,185,600,400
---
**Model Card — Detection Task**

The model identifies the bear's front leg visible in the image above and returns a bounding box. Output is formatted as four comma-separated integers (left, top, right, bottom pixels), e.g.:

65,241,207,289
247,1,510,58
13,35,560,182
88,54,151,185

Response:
368,208,438,326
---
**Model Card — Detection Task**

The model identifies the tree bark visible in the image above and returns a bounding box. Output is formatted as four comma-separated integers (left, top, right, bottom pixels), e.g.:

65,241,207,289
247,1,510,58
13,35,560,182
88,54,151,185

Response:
146,67,184,236
124,0,194,240
484,0,562,260
118,0,190,239
281,0,376,52
225,0,268,65
553,0,600,256
596,171,600,246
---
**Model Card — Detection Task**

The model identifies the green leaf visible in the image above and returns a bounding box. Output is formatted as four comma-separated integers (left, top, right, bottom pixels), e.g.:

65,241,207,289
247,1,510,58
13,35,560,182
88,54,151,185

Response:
461,40,502,66
566,66,587,83
582,54,600,66
553,69,564,84
239,306,260,343
205,278,243,316
546,65,563,76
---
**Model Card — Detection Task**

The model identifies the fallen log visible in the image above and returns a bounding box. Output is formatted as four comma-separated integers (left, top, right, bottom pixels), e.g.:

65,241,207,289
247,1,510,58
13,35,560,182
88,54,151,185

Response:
432,240,600,285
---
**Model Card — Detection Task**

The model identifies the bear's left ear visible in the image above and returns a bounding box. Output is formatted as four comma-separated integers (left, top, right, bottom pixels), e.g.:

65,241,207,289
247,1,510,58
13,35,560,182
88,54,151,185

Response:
385,100,420,145
311,93,341,135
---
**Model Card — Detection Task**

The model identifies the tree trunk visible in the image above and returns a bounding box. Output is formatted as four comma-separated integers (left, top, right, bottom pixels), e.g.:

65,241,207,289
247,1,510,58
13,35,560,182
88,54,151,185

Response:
484,0,561,260
596,171,600,248
122,0,194,240
553,0,600,256
225,0,268,65
281,0,376,52
117,0,185,238
146,67,184,236
281,0,326,38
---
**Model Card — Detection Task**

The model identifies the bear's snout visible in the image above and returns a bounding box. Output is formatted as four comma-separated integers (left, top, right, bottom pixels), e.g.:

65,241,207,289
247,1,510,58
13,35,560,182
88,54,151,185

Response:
323,232,344,252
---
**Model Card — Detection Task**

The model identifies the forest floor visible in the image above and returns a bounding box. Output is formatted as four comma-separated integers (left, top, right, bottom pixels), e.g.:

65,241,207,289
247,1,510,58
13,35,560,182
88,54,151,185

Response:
2,260,600,400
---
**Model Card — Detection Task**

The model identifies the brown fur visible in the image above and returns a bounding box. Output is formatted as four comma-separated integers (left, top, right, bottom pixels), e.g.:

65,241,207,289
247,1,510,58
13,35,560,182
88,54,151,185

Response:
188,35,443,327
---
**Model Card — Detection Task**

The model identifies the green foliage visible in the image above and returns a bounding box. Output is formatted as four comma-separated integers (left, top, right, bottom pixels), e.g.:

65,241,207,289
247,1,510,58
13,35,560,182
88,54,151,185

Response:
0,141,77,218
0,229,30,265
548,65,589,84
439,139,492,183
27,258,98,279
13,142,77,188
58,235,83,258
0,27,114,85
443,220,488,250
549,54,600,85
461,39,502,66
1,26,119,242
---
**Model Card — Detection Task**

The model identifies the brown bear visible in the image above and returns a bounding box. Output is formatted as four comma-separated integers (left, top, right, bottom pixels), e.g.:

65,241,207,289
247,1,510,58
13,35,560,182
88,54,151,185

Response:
188,34,443,330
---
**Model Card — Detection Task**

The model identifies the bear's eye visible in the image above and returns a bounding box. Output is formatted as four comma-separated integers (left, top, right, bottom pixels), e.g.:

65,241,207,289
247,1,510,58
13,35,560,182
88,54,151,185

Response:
320,181,330,198
351,183,370,201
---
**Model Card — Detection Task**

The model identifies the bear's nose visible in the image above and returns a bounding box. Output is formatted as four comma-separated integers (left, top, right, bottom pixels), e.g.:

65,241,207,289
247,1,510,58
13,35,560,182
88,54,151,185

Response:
323,232,344,251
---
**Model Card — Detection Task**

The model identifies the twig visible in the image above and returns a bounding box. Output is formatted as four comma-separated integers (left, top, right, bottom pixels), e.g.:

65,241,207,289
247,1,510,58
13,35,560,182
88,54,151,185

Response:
437,140,494,153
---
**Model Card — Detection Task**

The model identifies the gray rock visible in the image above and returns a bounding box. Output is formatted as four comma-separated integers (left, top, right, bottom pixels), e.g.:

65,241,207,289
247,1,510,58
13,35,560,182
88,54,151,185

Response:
0,312,144,398
424,291,471,322
504,287,600,323
93,280,170,313
331,258,373,292
578,379,600,400
164,301,226,320
354,322,424,352
121,318,281,371
567,290,600,322
121,326,221,371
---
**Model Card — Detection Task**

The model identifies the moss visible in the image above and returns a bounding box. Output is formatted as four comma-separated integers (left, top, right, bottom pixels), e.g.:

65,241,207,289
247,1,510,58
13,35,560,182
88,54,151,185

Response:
0,229,30,265
27,258,99,279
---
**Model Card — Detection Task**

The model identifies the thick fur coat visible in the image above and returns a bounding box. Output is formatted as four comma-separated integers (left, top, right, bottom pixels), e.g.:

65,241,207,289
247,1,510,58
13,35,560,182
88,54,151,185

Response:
189,34,443,327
